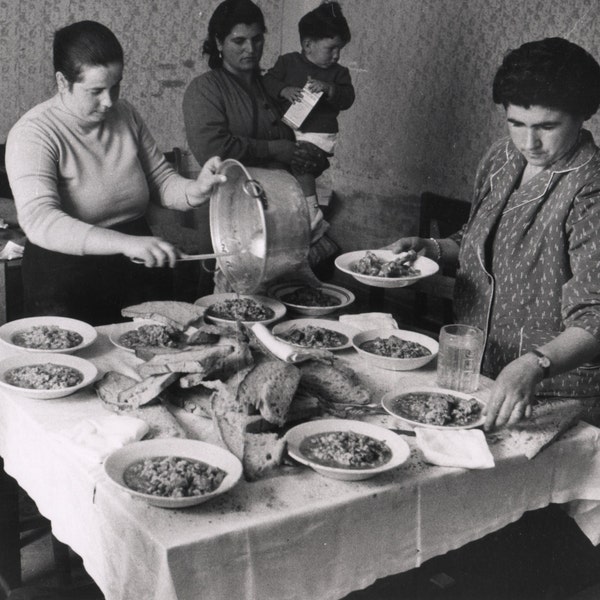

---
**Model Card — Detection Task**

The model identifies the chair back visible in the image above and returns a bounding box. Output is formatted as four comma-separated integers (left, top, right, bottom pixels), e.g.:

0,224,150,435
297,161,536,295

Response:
0,144,13,199
414,191,471,330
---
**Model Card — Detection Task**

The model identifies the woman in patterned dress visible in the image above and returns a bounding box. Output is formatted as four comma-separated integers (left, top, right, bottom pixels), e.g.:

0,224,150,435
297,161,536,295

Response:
388,38,600,430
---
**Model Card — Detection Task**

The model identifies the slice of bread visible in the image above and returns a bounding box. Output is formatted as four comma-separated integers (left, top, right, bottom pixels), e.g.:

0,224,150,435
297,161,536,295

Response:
122,301,206,331
298,360,371,405
94,371,186,438
242,432,286,481
238,357,301,427
137,344,235,378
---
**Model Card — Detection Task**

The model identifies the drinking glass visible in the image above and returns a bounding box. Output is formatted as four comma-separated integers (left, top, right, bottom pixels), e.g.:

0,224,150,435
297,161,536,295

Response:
436,324,484,392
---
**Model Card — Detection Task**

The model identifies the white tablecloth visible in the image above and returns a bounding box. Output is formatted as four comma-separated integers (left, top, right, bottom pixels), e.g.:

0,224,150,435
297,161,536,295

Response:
1,325,600,600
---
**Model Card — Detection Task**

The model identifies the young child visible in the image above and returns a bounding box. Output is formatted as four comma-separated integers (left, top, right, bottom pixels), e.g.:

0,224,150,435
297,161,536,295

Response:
263,1,354,241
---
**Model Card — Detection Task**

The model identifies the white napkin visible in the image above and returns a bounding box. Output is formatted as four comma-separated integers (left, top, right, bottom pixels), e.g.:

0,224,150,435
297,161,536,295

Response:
414,427,495,469
251,323,324,363
56,415,149,463
0,240,24,261
338,312,398,332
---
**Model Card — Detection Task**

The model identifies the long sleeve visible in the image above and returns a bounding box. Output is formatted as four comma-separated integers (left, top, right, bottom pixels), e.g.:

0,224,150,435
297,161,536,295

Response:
327,64,355,111
262,55,289,101
6,97,189,255
183,71,276,166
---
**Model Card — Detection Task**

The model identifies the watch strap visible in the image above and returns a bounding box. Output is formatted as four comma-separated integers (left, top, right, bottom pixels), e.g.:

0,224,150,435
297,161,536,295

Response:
531,348,551,379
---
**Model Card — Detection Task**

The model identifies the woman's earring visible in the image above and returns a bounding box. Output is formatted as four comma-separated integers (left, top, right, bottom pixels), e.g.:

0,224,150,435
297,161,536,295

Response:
218,50,222,59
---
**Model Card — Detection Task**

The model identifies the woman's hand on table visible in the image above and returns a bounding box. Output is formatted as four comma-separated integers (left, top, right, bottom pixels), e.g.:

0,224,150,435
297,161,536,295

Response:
184,156,227,208
484,354,541,430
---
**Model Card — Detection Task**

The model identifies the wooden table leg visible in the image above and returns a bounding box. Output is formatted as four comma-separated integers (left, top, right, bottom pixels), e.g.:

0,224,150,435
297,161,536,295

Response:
0,457,22,592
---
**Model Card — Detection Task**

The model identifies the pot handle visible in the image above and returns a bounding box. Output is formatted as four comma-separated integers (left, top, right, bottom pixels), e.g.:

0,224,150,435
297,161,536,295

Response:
216,158,268,209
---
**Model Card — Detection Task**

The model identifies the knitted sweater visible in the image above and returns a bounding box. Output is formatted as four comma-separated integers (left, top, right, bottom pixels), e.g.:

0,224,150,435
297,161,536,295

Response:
6,95,189,255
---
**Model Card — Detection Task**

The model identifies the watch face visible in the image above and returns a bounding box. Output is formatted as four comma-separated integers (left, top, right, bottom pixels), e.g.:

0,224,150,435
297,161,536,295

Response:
539,356,551,368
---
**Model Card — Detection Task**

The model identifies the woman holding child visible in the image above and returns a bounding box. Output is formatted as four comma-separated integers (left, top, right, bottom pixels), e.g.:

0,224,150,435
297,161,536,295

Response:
183,0,351,276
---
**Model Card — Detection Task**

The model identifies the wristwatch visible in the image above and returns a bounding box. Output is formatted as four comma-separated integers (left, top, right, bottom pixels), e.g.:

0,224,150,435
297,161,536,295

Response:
530,348,552,379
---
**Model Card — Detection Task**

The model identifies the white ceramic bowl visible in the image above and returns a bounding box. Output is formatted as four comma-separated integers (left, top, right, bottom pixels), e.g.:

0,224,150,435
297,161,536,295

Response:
0,316,97,354
0,353,98,399
104,438,243,508
352,328,438,371
194,293,286,326
108,319,174,353
381,386,486,430
267,282,355,317
271,318,358,351
285,419,410,481
335,250,439,288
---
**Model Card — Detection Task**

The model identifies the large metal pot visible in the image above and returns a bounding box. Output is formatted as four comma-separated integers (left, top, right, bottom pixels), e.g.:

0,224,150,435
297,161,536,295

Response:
210,159,311,294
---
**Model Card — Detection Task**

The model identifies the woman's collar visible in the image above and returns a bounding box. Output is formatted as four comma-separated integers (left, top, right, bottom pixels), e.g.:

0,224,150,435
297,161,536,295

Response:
504,129,596,175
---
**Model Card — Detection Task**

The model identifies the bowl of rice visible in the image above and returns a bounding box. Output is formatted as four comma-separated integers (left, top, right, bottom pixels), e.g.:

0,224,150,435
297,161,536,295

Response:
351,328,438,371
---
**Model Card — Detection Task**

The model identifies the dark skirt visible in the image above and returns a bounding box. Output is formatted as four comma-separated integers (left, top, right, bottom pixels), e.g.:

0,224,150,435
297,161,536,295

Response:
22,219,173,326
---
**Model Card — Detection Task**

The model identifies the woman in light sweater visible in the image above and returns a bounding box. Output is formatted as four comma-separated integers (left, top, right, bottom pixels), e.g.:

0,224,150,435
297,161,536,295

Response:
6,21,225,325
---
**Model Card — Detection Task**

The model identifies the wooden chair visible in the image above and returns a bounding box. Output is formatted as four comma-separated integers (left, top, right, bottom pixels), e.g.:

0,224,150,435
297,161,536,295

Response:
0,144,24,326
413,191,471,331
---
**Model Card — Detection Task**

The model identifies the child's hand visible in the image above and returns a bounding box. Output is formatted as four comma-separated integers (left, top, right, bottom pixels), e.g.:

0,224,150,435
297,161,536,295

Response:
307,76,333,97
281,86,304,103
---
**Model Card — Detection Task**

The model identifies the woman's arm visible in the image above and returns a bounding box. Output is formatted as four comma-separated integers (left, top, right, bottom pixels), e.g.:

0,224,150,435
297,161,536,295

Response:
486,181,600,430
183,75,280,166
485,327,600,430
384,236,460,268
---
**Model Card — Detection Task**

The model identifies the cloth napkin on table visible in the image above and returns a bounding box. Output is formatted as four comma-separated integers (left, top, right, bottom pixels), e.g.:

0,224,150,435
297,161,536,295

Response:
251,323,332,363
414,427,495,469
338,312,398,332
56,415,149,463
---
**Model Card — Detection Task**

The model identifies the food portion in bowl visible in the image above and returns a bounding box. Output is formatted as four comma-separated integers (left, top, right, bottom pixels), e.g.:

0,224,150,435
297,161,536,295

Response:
207,298,275,322
299,430,392,469
279,286,341,308
4,363,84,390
352,328,438,371
389,391,482,427
117,324,181,350
11,325,83,350
124,455,227,498
277,324,349,349
359,335,432,359
352,250,420,278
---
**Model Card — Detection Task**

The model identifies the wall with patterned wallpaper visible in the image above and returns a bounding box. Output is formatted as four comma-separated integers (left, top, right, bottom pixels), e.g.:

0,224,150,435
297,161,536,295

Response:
2,0,600,250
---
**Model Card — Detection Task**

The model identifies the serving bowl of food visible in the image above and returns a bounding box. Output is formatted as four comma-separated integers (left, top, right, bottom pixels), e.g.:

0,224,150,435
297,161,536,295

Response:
381,386,486,430
0,353,98,399
103,438,243,508
335,250,439,288
194,293,286,326
271,318,357,351
0,316,97,354
351,328,438,371
109,319,183,352
267,282,355,317
286,419,410,481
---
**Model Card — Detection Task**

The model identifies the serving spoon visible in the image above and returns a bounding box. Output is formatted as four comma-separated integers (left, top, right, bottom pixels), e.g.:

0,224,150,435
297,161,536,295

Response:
130,251,236,265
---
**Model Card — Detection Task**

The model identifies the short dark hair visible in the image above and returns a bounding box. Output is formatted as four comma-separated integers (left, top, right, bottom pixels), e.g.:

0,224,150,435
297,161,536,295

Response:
202,0,266,70
493,37,600,119
53,21,123,84
299,1,350,44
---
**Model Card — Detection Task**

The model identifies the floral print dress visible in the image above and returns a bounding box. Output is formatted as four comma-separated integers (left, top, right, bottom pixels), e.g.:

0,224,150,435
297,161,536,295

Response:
453,130,600,398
